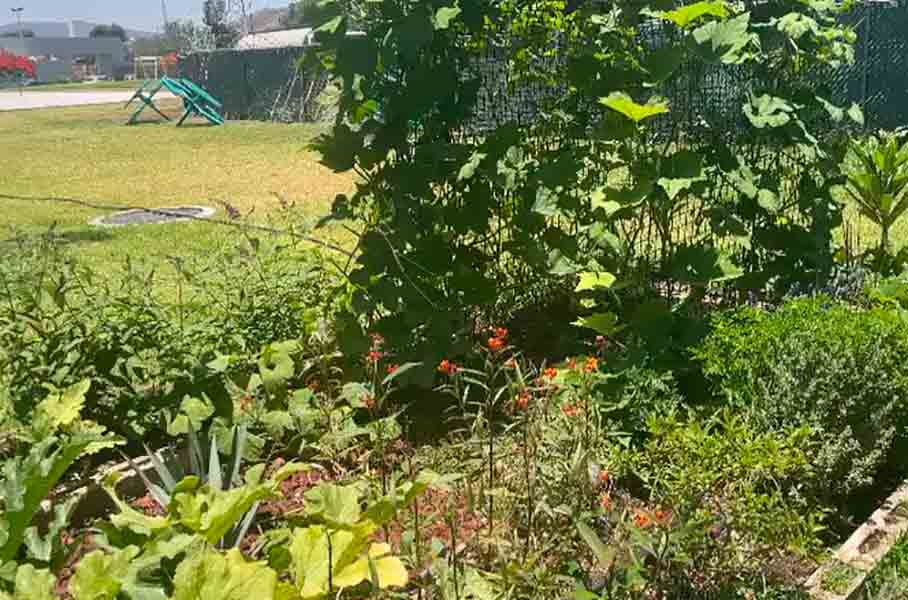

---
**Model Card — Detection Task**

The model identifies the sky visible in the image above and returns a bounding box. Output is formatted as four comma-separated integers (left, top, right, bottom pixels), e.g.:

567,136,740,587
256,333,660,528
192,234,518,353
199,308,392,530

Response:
2,0,289,32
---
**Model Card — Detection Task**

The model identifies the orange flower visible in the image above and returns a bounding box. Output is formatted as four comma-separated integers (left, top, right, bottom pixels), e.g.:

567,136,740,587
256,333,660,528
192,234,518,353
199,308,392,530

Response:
585,357,599,373
655,509,671,525
515,391,531,411
601,494,613,511
495,327,509,340
568,358,578,371
562,403,581,418
488,336,506,352
599,471,610,485
367,350,385,364
387,364,400,375
438,360,459,375
544,367,559,380
633,512,652,529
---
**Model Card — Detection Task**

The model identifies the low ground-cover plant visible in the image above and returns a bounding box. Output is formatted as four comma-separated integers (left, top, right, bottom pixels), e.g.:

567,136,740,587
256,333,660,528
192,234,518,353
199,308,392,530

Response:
696,297,908,510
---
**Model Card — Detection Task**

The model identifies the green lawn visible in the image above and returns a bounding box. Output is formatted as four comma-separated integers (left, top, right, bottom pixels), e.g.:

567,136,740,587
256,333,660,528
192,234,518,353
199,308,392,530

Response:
0,101,354,276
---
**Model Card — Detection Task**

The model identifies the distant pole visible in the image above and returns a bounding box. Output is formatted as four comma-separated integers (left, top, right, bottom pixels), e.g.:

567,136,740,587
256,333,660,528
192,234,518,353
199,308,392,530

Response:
161,0,169,30
11,8,24,96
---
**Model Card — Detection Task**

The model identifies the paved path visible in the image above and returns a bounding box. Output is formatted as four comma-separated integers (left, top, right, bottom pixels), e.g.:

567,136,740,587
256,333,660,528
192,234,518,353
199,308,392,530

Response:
0,90,174,111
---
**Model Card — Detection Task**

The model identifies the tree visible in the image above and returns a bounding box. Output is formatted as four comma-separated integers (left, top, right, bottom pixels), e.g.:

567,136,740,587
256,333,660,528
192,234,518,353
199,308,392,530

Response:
90,24,128,42
203,0,240,48
0,50,36,79
282,0,336,28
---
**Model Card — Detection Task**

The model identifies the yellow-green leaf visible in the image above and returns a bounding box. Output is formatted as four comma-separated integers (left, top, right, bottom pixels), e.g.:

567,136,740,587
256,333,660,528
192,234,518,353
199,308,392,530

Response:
653,1,729,27
600,93,669,123
575,272,617,292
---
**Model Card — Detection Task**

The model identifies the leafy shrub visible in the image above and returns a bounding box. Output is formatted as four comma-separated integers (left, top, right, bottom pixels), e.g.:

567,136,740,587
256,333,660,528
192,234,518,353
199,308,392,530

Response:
695,298,908,503
0,237,340,440
607,411,824,595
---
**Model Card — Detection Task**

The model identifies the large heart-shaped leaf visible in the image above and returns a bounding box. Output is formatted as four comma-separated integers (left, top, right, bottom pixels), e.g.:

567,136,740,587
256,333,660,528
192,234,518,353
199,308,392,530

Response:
600,93,669,123
650,1,729,27
743,94,795,129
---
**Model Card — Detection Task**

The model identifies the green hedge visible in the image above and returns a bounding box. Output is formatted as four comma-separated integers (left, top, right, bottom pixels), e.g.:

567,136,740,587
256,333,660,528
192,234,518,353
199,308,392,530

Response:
695,298,908,503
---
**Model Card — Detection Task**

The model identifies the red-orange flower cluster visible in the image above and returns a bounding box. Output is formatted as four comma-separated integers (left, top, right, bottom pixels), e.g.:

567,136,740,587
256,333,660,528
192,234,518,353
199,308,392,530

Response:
601,494,613,511
544,367,559,380
438,359,460,376
487,327,509,352
633,512,652,529
387,364,400,375
562,403,581,418
585,357,600,373
599,471,610,485
515,390,531,412
367,350,385,364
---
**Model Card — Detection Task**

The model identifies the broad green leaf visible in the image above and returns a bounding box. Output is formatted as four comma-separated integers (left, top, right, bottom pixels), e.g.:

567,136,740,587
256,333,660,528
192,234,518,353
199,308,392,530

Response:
173,549,279,600
600,93,669,123
339,382,371,409
575,272,617,292
668,245,743,284
573,312,621,336
658,150,706,201
3,564,55,600
289,527,404,598
847,103,865,126
757,189,781,213
434,6,461,30
0,431,118,563
644,45,686,86
102,473,170,537
652,1,729,27
532,186,560,216
776,13,818,39
71,547,140,600
34,380,90,432
458,152,486,181
304,484,361,528
743,94,794,129
334,543,407,590
259,343,297,393
174,480,278,545
692,14,756,64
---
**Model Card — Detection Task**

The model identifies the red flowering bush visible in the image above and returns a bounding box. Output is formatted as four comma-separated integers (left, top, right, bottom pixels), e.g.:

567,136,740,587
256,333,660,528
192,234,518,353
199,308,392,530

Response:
0,51,36,79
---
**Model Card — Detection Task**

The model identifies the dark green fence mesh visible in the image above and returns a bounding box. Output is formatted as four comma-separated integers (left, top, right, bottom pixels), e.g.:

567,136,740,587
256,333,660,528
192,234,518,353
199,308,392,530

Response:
180,47,331,122
182,2,908,129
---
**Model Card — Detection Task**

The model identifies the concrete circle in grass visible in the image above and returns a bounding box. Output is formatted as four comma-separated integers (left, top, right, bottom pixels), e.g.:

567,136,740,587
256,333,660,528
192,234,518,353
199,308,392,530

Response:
91,205,216,227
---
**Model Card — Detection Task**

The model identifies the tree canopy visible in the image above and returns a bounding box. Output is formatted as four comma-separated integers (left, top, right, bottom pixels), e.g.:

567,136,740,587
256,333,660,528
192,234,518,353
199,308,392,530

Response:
90,23,128,42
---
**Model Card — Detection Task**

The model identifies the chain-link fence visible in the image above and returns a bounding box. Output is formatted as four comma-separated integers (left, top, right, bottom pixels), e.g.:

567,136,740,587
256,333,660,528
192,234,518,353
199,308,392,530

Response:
182,2,908,129
180,47,332,122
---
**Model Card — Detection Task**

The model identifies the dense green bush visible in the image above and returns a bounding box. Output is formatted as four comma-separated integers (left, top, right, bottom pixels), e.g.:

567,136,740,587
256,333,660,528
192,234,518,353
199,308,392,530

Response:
0,237,340,439
695,298,908,503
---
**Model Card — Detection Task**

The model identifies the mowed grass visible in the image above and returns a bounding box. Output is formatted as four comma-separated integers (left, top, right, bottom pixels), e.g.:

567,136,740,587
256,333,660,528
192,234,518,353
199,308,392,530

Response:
0,101,355,276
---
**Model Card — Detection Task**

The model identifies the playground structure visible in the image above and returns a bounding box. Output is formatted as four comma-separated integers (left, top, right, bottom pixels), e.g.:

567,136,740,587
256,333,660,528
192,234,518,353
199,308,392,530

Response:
125,76,225,126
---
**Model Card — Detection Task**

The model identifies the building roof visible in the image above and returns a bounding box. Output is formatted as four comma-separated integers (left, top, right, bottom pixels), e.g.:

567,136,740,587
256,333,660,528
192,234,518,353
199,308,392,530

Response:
235,28,315,50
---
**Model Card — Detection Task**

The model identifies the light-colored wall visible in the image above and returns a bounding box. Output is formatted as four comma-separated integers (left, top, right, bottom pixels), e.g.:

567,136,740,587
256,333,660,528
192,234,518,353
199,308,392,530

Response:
0,37,127,80
36,61,71,83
